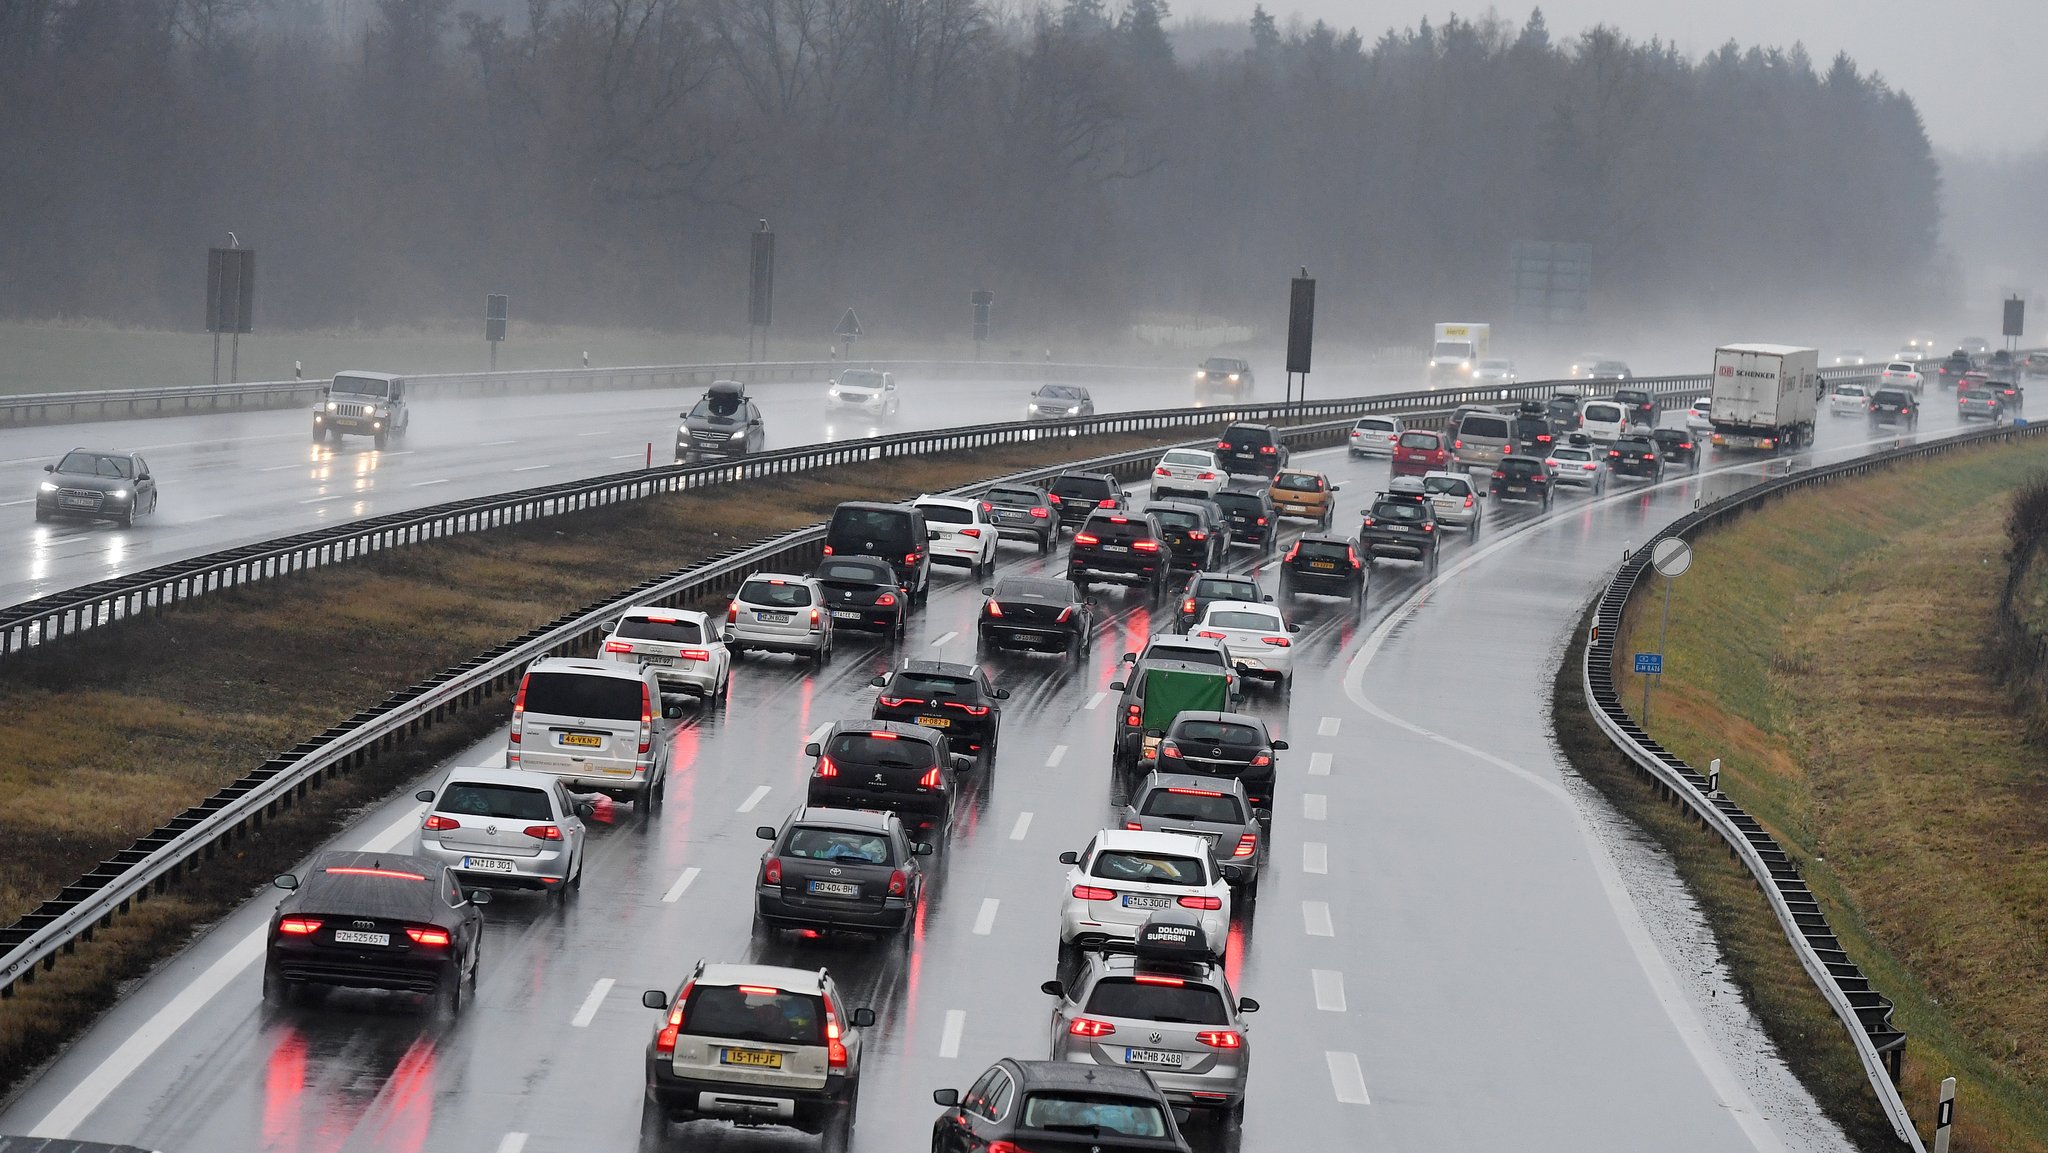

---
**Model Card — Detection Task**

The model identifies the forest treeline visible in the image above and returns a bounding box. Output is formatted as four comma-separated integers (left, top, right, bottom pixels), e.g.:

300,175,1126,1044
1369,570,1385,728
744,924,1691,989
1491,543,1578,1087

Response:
0,0,1942,343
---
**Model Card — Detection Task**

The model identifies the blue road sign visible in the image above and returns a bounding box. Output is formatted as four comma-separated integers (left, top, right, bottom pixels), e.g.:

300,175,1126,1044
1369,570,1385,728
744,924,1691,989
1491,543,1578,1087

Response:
1634,652,1663,675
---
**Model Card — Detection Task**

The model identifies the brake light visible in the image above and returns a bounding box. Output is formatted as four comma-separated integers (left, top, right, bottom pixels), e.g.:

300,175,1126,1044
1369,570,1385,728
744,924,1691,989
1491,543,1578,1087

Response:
679,648,710,662
1215,440,1230,451
405,926,452,947
904,552,920,565
1132,539,1161,553
1233,834,1258,858
763,856,784,885
1055,606,1074,622
1197,471,1216,481
322,867,426,881
1161,743,1182,759
603,639,635,654
979,501,992,513
1097,498,1117,508
959,528,982,538
1125,703,1141,727
1453,439,1463,449
878,695,924,708
986,600,1004,618
1493,470,1507,479
638,683,653,755
1069,1017,1117,1037
422,814,460,831
1503,444,1512,454
825,998,849,1069
887,869,909,897
1047,492,1062,503
1167,786,1222,796
1251,752,1271,766
1347,546,1361,567
1074,532,1100,546
278,917,322,935
1182,597,1197,615
1125,821,1143,830
1256,516,1267,525
1188,530,1206,541
1644,453,1656,460
524,824,564,841
1609,450,1621,457
918,766,943,788
810,607,821,627
1133,974,1185,986
1258,445,1277,454
1155,467,1172,477
822,544,834,555
875,592,897,607
1462,495,1474,508
1178,895,1224,910
1261,636,1290,646
1072,884,1116,901
1361,517,1375,527
1421,523,1434,532
815,755,839,778
945,702,991,716
509,675,528,744
1108,516,1129,524
1029,506,1050,518
1196,630,1226,639
1197,1030,1242,1049
726,603,738,624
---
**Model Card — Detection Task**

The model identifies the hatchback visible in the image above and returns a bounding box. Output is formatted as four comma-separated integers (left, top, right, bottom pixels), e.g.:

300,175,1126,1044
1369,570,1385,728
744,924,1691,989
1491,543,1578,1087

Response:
1121,775,1265,884
1047,471,1128,532
1419,470,1482,532
1545,445,1608,491
812,556,909,637
1210,486,1277,550
1648,428,1698,470
1868,388,1918,429
932,1060,1194,1153
727,573,833,664
1606,437,1663,482
1173,572,1267,633
869,659,1007,757
1151,449,1225,501
1154,711,1285,818
1490,457,1556,506
1278,534,1364,604
980,483,1060,553
1827,382,1870,417
754,806,932,936
1145,499,1227,571
1391,428,1451,477
1266,469,1336,527
600,606,731,702
804,721,959,837
414,767,590,895
1348,415,1402,457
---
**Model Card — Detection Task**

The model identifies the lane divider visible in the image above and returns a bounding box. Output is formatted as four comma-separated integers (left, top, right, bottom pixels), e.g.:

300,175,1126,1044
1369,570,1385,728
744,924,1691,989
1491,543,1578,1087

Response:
569,978,613,1028
1009,812,1033,841
662,867,701,904
1302,901,1335,937
1313,969,1348,1012
973,899,1000,936
1326,1051,1371,1104
1308,752,1331,776
938,1009,966,1059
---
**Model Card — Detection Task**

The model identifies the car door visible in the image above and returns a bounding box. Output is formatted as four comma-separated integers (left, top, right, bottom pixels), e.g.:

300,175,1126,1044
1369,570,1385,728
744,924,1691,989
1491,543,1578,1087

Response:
132,455,154,507
745,403,765,451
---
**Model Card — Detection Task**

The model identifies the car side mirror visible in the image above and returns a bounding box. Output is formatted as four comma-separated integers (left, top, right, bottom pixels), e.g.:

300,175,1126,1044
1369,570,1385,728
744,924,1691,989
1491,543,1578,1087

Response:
642,989,670,1010
993,688,1010,700
272,873,299,891
1041,980,1065,997
1171,1106,1193,1126
1263,593,1275,602
851,1007,877,1028
869,675,888,687
468,889,492,905
755,825,777,841
1330,485,1340,492
1121,652,1136,664
678,411,688,419
1238,997,1261,1013
1108,680,1126,692
914,841,934,856
1145,729,1165,739
609,618,622,632
1058,851,1080,865
980,586,994,595
933,1088,960,1107
1289,623,1302,633
722,630,737,643
804,741,822,757
575,801,596,818
1271,739,1289,750
414,789,436,803
42,463,53,472
1087,597,1099,606
663,702,687,719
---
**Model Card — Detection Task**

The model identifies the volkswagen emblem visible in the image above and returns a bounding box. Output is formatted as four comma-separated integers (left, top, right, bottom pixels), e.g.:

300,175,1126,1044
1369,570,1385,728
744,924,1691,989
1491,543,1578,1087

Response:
843,591,854,600
828,867,843,876
1148,1031,1163,1044
485,824,499,835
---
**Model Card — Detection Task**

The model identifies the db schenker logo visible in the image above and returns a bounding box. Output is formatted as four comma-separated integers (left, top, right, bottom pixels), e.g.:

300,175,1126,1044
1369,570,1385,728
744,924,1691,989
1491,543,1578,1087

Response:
1719,366,1734,376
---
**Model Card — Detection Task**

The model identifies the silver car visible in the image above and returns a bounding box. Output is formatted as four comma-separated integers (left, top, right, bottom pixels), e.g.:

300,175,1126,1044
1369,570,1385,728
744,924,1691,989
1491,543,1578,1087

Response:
1120,772,1264,886
413,766,589,895
1419,470,1481,533
1347,415,1402,457
1544,444,1609,492
727,573,834,664
1042,911,1258,1125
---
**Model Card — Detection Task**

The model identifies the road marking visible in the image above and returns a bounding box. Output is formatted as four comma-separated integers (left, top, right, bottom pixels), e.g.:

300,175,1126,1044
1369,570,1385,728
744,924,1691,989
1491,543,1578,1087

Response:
1313,969,1348,1012
297,494,346,505
0,498,31,506
609,452,646,460
1084,691,1106,710
973,898,1000,935
930,630,958,647
498,1134,528,1153
511,463,550,473
570,978,614,1027
738,785,771,813
1046,745,1067,768
257,463,302,473
576,430,611,437
477,440,517,447
1317,716,1340,736
1303,793,1327,821
1303,900,1334,937
939,1009,966,1058
805,722,831,746
1010,812,1033,840
411,478,451,487
1303,842,1328,875
662,866,701,903
1308,751,1332,776
1326,1051,1371,1104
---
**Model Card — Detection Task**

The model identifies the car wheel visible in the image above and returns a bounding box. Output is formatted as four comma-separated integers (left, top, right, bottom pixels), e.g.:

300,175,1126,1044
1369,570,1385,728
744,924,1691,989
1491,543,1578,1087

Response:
262,959,292,1006
33,505,49,524
567,856,583,892
821,1085,859,1152
119,505,134,529
639,1095,670,1149
646,768,666,814
374,429,388,450
433,961,463,1017
311,426,325,443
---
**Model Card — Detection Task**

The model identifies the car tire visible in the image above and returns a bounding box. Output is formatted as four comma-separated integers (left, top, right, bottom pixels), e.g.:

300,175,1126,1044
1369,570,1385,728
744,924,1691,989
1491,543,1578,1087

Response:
311,426,325,443
639,1095,670,1149
119,505,134,529
262,959,292,1006
821,1085,858,1152
34,506,49,524
433,961,464,1017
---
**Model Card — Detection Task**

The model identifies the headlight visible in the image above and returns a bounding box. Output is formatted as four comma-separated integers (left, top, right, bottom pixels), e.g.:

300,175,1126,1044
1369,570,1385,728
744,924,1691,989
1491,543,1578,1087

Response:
110,488,129,499
828,387,839,396
1067,405,1081,414
326,401,338,412
39,481,57,492
1228,374,1240,382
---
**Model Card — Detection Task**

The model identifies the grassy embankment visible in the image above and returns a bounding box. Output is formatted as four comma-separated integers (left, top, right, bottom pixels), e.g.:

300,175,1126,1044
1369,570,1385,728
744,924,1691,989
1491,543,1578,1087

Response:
1597,437,2048,1151
0,426,1191,1098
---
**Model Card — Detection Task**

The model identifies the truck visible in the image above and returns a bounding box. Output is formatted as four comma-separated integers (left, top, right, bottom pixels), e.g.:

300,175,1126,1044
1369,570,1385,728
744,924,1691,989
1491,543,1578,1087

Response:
1707,344,1820,452
1108,659,1233,772
1427,322,1491,387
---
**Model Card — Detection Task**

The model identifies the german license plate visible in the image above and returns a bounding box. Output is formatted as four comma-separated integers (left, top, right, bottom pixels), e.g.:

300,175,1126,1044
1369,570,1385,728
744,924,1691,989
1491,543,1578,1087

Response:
1122,894,1171,909
1508,486,1526,494
1310,560,1336,570
1234,451,1254,459
915,716,951,729
1102,544,1128,553
62,496,97,508
1387,524,1408,532
757,612,792,623
640,655,674,666
560,732,604,748
831,610,864,621
462,856,517,874
808,880,860,897
721,1048,784,1069
333,929,389,946
1125,1048,1185,1067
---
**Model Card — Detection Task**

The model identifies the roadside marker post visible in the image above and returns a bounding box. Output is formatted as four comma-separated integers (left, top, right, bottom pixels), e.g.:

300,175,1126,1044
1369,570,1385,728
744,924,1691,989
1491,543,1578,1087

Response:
1933,1076,1956,1153
1708,757,1721,797
1643,538,1693,725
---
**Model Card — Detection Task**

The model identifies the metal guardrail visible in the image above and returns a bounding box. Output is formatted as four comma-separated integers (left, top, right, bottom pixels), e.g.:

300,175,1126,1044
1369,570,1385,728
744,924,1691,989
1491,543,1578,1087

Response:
1582,418,2048,1148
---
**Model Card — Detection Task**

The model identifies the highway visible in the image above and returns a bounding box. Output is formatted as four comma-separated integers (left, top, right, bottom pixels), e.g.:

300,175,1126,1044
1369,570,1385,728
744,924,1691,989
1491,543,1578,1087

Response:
1,393,1966,1153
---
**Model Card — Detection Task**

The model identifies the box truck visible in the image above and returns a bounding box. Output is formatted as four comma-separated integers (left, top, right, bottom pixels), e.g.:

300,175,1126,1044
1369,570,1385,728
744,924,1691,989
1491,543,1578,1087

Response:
1708,344,1820,452
1428,322,1491,386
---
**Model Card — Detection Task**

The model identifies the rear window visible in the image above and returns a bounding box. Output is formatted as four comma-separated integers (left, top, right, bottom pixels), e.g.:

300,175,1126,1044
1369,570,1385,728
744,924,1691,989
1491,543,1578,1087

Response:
829,507,914,547
739,579,812,608
1460,416,1510,439
437,782,553,821
1272,472,1324,492
1083,516,1154,542
1502,458,1545,477
829,731,937,768
1140,788,1247,824
1173,720,1261,745
1160,451,1211,467
1833,384,1866,396
1873,391,1912,405
1583,403,1623,422
520,671,642,719
1372,501,1427,522
1221,425,1274,446
1194,579,1258,601
985,486,1042,507
994,579,1071,601
682,985,823,1045
1421,475,1470,496
1212,492,1265,514
1090,850,1209,886
1051,475,1115,500
1354,418,1396,432
918,503,974,524
1084,978,1231,1025
889,672,978,699
616,616,703,644
1550,448,1592,462
817,559,894,582
1150,508,1201,530
1020,1094,1169,1137
1962,388,1993,399
1295,538,1351,561
1398,431,1440,449
1207,609,1278,630
785,826,894,865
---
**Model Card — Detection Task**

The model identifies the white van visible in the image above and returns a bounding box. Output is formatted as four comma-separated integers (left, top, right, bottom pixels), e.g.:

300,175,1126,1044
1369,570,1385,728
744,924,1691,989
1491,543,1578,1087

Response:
1579,399,1629,443
506,658,680,807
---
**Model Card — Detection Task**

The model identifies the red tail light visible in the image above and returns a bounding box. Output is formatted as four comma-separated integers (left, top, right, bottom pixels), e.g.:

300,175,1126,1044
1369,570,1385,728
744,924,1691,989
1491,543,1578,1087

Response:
1283,543,1300,562
1251,753,1272,767
822,544,835,555
1609,450,1621,457
603,639,635,654
1197,471,1217,480
1134,974,1185,986
826,999,850,1068
917,766,943,788
1182,597,1197,615
509,675,528,744
1072,884,1116,901
1188,530,1207,541
764,857,783,884
278,917,322,936
1196,630,1226,639
1197,1030,1242,1049
1462,495,1474,508
1644,453,1657,460
1069,1017,1117,1037
887,869,909,896
959,528,982,538
1255,517,1267,525
1074,532,1100,546
1047,493,1062,504
979,501,992,513
810,607,821,627
1161,743,1182,759
1233,834,1258,858
875,592,897,607
1503,444,1513,455
878,695,923,708
1178,895,1223,910
1132,539,1161,553
1347,546,1361,567
405,926,452,947
1096,498,1117,508
946,702,991,716
1056,606,1074,622
1261,636,1290,646
1155,467,1172,477
679,648,711,662
726,603,738,624
1125,704,1141,727
1453,439,1463,449
1421,523,1434,532
638,684,653,755
904,552,920,565
422,814,460,831
1215,440,1231,451
985,600,1004,618
655,980,694,1054
1029,506,1050,518
1166,786,1222,796
1125,821,1143,830
524,824,564,841
815,755,839,779
1361,517,1376,527
1258,445,1277,454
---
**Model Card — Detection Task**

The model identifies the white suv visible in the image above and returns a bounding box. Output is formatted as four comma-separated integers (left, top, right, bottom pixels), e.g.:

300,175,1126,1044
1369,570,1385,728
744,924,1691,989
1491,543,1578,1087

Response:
600,606,731,703
1348,416,1402,457
1150,448,1225,500
1879,361,1924,395
727,574,833,665
1058,830,1231,960
912,495,999,581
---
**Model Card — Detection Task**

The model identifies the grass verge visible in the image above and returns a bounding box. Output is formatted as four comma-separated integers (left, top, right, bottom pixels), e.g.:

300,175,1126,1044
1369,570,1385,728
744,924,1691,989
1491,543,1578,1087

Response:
1607,438,2048,1151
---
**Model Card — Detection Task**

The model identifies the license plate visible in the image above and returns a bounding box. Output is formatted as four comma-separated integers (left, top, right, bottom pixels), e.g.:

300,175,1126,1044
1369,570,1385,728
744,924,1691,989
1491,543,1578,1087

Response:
831,610,864,621
640,655,674,666
462,856,517,874
1310,560,1336,570
1387,525,1408,532
915,715,952,729
757,611,792,623
808,880,860,897
721,1048,784,1069
1122,894,1171,909
1234,452,1254,460
1125,1048,1186,1068
1102,544,1128,553
560,732,604,748
1508,486,1526,494
62,497,97,508
333,929,389,946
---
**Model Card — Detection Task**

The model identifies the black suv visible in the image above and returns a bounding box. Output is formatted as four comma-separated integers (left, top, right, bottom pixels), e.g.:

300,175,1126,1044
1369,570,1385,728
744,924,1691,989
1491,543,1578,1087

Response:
1545,391,1583,426
1358,491,1440,568
1046,471,1127,532
824,502,931,605
1489,457,1555,507
1279,534,1365,604
932,1059,1194,1153
1867,388,1919,429
869,660,1007,757
1212,486,1277,551
1605,437,1663,482
1214,423,1289,477
1935,351,1973,388
1648,427,1697,470
1144,499,1227,571
1174,572,1267,632
804,721,959,838
1514,411,1559,456
979,577,1093,656
1156,711,1287,820
676,381,766,462
1068,511,1169,595
1612,388,1659,427
980,483,1059,553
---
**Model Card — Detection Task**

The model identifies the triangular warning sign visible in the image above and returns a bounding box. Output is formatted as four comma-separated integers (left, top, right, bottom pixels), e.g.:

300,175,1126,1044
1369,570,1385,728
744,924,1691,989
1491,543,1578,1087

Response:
835,309,861,338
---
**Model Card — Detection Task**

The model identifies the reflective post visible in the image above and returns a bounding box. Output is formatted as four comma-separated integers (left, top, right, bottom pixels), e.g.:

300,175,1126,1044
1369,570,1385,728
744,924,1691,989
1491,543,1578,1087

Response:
1933,1077,1956,1153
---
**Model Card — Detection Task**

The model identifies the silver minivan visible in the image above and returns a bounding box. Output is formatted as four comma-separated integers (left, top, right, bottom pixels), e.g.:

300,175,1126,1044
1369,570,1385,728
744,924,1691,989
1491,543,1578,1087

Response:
505,657,678,806
727,573,834,664
1451,412,1517,470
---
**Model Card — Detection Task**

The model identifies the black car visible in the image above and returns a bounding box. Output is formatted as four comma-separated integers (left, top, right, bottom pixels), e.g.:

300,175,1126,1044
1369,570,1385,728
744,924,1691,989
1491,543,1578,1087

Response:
1987,378,2025,414
1196,356,1254,395
753,806,932,936
675,380,765,462
1545,391,1583,426
1867,388,1919,429
1157,711,1287,821
1145,499,1227,571
1174,572,1267,632
1047,471,1128,532
1211,486,1277,550
264,851,487,1012
933,1059,1194,1153
1213,423,1289,477
36,448,159,526
824,501,931,604
1490,456,1557,507
1068,511,1170,595
1514,411,1560,456
1935,351,1973,388
812,556,909,636
1612,387,1659,427
804,721,958,838
869,659,1007,756
1606,436,1663,481
981,483,1060,553
1648,427,1697,469
1358,491,1440,568
1027,383,1095,420
979,576,1093,656
1279,534,1365,604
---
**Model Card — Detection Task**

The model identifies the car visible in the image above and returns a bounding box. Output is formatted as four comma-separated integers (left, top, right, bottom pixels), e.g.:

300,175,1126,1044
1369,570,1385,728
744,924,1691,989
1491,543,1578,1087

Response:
505,657,680,807
1418,470,1482,532
2022,352,2048,380
1584,359,1632,381
1568,354,1608,379
1121,776,1266,885
1057,830,1231,960
1043,911,1260,1124
1124,633,1240,687
1578,398,1629,442
34,448,158,526
1472,358,1517,384
1990,349,2015,372
1027,383,1096,420
1110,655,1241,772
980,483,1061,554
413,766,590,896
912,494,1000,581
1986,377,2026,414
1145,499,1228,571
979,576,1093,657
804,720,959,839
1611,387,1660,427
1513,410,1560,456
1892,348,1924,363
1867,388,1919,429
812,556,910,637
1348,415,1403,457
869,659,1007,758
1958,386,2005,422
726,573,834,664
1684,396,1713,433
1879,361,1924,395
1358,490,1441,569
1210,486,1277,551
1150,448,1226,500
600,606,732,702
1833,349,1866,366
1958,336,1992,360
1544,444,1608,491
640,963,874,1147
1450,410,1518,472
824,501,931,605
1213,423,1288,477
827,368,898,416
1444,404,1497,439
932,1058,1195,1153
1190,600,1297,691
1266,468,1337,528
1491,456,1557,506
264,851,487,1012
1605,436,1663,482
1935,351,1974,388
1827,382,1871,417
1047,471,1128,533
312,371,409,447
1195,357,1253,395
1546,390,1585,427
675,380,765,462
1648,427,1698,470
1173,572,1267,632
1278,534,1365,604
1391,428,1451,477
1069,511,1170,596
753,806,932,936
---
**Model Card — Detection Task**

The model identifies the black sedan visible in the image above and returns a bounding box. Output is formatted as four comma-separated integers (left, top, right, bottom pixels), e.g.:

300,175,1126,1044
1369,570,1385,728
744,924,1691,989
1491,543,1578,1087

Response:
1648,427,1697,470
870,659,1007,756
979,576,1093,656
1279,533,1365,604
813,556,909,636
263,850,487,1013
1605,437,1664,481
36,448,158,526
753,806,931,936
933,1058,1194,1153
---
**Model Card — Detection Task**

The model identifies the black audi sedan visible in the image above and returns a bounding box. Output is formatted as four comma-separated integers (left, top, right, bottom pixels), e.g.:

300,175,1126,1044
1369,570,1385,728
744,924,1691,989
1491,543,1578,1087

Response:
264,851,487,1013
36,448,158,527
979,576,1093,657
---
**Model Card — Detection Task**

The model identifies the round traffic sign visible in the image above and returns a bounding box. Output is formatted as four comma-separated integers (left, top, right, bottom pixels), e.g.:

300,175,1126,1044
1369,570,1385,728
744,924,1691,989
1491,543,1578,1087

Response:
1651,537,1692,577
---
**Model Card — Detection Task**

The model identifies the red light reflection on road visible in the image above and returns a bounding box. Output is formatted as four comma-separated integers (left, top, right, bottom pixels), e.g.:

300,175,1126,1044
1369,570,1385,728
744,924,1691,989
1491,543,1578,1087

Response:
365,1037,438,1153
1224,917,1245,991
903,884,930,1047
261,1027,309,1150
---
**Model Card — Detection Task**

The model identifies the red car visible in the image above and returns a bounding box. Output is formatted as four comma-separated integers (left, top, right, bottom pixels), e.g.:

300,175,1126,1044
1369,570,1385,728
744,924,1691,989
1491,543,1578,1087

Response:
1391,429,1451,477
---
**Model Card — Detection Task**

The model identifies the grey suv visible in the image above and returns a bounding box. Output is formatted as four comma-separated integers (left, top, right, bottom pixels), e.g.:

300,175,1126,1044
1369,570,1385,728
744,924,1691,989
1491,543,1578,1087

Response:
1121,772,1265,886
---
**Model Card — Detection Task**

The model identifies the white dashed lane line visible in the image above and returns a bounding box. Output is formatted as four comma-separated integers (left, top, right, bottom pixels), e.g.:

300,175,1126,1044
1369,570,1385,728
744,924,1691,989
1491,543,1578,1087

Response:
662,867,701,904
973,899,1000,935
570,978,614,1028
497,1134,528,1153
1317,716,1341,736
930,630,958,647
738,786,771,813
1326,1051,1371,1104
411,478,451,487
1009,812,1033,841
1313,969,1348,1012
1085,692,1106,710
1045,745,1067,768
939,1009,966,1058
1303,794,1327,821
1302,842,1328,875
1308,752,1332,776
1302,901,1335,937
511,463,550,473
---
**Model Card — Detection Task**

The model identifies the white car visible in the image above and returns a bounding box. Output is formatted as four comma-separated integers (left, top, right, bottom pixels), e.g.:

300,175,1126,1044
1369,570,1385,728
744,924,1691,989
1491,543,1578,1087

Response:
1471,358,1517,384
1827,383,1870,417
1833,349,1866,366
827,368,898,415
1545,444,1608,491
1684,396,1713,433
912,494,999,580
1190,600,1297,691
1058,829,1231,960
413,765,589,895
1579,399,1628,443
1151,448,1226,500
1348,416,1402,457
1419,470,1481,532
1879,361,1924,395
726,573,833,664
600,607,732,702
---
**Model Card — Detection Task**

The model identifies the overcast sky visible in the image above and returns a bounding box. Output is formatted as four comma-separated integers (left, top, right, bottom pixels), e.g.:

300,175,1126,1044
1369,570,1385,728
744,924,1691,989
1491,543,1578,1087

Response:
1178,1,2047,154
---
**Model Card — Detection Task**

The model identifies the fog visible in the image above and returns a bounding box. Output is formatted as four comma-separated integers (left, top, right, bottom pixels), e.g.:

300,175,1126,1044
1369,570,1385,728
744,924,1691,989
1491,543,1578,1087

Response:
0,1,1995,368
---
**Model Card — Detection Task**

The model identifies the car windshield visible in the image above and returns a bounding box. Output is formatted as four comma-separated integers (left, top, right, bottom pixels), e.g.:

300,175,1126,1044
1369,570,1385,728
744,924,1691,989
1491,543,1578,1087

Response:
1272,472,1323,492
816,560,894,583
828,731,936,769
1020,1094,1169,1137
1207,610,1279,630
888,673,979,700
616,616,704,644
1141,788,1246,824
1085,978,1231,1025
739,579,812,608
918,503,974,524
785,826,893,865
438,782,553,821
55,452,133,478
1398,431,1440,449
1421,475,1469,496
520,671,642,719
1202,359,1240,372
1372,502,1426,522
838,370,884,389
331,375,391,398
1432,341,1474,358
1036,385,1085,400
682,985,823,1045
1091,850,1208,886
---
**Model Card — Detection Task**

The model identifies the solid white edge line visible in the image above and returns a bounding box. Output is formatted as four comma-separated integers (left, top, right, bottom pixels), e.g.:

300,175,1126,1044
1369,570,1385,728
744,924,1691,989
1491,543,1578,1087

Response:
1302,900,1334,937
570,977,615,1027
1326,1051,1371,1104
1046,745,1067,768
1312,969,1348,1013
662,866,702,904
1009,812,1033,840
497,1133,529,1153
939,1009,966,1058
1302,842,1328,875
1308,751,1332,776
973,898,999,935
738,785,772,813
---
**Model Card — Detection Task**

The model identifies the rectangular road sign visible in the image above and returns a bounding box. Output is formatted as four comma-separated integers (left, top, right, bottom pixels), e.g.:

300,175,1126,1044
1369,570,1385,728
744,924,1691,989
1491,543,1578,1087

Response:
1633,652,1663,675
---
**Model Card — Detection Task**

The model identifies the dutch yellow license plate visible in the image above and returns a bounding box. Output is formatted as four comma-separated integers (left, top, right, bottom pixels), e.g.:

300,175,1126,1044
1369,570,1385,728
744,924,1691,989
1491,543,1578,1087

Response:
561,733,604,748
722,1048,783,1068
916,716,951,729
